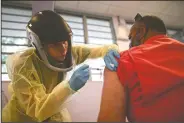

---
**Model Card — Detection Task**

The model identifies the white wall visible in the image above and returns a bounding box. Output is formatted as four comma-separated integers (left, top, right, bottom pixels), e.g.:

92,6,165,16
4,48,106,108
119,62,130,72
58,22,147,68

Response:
112,16,130,52
2,82,11,100
65,81,103,122
32,1,55,15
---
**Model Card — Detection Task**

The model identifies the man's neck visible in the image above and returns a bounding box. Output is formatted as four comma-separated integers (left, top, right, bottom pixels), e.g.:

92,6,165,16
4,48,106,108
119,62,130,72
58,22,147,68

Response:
143,31,166,43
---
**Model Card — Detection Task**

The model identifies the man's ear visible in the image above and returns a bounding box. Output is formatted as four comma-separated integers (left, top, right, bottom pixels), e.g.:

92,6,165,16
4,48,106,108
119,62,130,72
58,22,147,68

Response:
139,26,146,39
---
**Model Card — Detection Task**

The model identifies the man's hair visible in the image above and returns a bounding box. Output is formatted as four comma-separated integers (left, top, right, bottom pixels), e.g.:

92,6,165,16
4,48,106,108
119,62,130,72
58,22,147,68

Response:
139,15,167,34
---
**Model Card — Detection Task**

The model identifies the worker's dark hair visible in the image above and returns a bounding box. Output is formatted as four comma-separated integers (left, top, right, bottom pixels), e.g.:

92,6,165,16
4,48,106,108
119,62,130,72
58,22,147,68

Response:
136,14,167,34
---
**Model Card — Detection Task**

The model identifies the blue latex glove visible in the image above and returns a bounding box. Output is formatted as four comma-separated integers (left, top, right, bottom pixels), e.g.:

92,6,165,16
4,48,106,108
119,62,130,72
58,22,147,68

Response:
104,49,120,71
69,64,90,91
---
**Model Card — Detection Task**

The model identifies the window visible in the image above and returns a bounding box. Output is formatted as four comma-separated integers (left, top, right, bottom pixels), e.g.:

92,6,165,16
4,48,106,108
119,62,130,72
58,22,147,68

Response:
167,29,177,37
85,17,114,81
87,18,114,45
57,11,115,81
2,6,32,81
59,14,84,44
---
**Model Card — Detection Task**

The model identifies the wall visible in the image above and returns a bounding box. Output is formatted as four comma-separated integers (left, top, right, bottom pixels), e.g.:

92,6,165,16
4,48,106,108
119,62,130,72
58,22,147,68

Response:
112,16,130,52
32,1,55,15
2,82,10,100
65,81,103,122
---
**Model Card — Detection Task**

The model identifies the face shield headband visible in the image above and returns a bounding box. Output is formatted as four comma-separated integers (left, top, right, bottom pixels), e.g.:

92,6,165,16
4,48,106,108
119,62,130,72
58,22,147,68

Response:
26,27,75,72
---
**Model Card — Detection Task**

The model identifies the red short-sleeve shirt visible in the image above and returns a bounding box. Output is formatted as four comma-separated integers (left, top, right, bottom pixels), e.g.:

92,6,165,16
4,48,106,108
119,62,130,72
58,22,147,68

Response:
117,35,184,122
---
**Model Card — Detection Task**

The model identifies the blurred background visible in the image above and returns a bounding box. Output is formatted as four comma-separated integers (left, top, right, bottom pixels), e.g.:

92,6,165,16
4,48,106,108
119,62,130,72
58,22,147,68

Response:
1,1,184,122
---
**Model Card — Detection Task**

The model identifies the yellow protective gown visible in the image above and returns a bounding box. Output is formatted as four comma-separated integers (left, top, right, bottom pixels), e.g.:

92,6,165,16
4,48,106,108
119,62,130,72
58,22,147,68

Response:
2,44,118,122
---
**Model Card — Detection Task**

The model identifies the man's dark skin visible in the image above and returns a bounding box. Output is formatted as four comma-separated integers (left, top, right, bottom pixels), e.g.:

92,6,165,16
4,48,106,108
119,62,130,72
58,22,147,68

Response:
129,21,165,47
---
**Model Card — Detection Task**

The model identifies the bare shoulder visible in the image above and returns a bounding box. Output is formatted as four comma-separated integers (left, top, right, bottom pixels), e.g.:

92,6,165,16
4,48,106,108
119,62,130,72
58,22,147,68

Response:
104,68,119,82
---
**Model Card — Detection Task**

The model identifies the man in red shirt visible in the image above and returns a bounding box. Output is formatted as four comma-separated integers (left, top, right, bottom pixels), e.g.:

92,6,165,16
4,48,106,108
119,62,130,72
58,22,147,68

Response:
98,14,184,122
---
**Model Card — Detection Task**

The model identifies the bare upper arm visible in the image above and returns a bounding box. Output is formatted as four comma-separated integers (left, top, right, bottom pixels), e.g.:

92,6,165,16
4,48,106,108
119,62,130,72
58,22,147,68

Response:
97,67,126,122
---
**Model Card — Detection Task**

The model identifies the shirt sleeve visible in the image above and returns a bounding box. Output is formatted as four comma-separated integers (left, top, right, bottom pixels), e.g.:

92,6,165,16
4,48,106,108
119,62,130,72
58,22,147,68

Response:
117,50,134,87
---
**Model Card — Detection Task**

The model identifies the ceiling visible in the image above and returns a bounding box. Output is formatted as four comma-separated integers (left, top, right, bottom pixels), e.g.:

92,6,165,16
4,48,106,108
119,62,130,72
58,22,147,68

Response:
3,1,184,30
54,1,184,30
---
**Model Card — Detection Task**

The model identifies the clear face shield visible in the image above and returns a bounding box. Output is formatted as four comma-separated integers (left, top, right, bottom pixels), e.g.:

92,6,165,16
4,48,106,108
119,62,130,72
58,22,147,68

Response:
26,27,75,72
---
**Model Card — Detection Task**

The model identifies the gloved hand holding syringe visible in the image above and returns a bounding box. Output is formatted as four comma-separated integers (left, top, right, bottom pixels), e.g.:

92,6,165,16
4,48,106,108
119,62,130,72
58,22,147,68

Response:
69,64,103,91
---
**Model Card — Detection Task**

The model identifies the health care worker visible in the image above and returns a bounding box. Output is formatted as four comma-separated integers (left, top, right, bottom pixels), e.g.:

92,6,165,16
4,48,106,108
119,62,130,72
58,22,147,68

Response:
2,10,120,122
